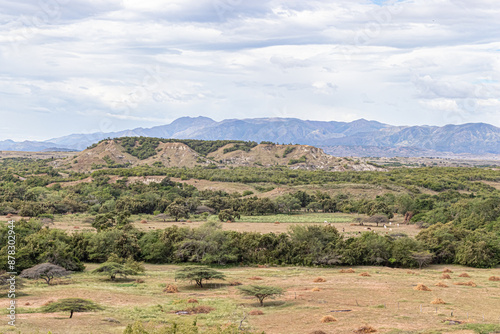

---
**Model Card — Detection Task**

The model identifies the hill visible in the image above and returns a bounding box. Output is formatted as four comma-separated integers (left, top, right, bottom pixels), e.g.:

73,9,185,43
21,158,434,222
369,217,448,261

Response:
53,137,381,172
3,117,500,157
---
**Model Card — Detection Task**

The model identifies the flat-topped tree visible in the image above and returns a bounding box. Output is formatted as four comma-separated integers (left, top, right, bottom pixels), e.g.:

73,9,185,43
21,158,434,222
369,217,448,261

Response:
19,263,71,285
175,266,225,288
42,298,103,318
92,262,137,281
238,285,284,306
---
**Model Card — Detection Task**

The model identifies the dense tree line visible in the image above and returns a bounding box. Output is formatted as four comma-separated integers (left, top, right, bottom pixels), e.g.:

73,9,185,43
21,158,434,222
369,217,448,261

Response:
1,220,498,272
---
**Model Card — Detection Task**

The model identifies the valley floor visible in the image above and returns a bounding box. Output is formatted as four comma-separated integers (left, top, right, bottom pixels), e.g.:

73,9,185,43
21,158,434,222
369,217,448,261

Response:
1,264,500,334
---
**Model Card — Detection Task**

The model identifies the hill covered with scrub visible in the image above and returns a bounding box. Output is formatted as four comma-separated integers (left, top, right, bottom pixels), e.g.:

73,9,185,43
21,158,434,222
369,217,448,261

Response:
52,137,382,172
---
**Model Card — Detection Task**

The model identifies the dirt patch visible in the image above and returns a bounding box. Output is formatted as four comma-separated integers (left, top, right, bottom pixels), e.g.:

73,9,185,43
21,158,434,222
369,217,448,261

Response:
320,315,337,323
414,284,431,291
453,281,476,287
430,298,446,304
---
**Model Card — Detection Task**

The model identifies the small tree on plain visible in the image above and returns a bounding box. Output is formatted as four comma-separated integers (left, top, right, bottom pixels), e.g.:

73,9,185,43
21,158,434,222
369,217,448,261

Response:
19,263,71,285
42,298,103,318
238,285,284,306
174,266,225,288
92,262,137,281
411,251,434,270
366,214,389,227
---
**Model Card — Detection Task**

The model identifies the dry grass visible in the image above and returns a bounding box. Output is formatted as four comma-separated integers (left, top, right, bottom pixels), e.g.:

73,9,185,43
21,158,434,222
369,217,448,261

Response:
249,310,264,316
187,299,199,304
164,284,178,293
257,265,268,268
430,298,446,304
248,276,263,280
6,264,500,334
311,287,321,292
406,270,418,275
359,272,371,277
489,276,500,281
313,277,326,283
458,273,470,278
453,281,477,287
309,331,327,334
442,268,453,273
320,315,337,323
441,274,451,279
414,284,431,291
435,282,448,288
340,268,355,273
353,326,377,333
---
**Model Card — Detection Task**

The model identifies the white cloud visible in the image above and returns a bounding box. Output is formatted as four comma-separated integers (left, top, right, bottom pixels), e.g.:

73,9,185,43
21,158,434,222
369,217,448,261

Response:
0,0,499,140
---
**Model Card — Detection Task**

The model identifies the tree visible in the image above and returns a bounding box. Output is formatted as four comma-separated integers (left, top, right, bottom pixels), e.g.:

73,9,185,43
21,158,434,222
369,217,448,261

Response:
19,263,71,285
366,214,389,227
92,262,138,281
166,203,189,222
218,209,240,222
238,285,284,306
92,211,131,231
411,251,434,270
42,298,103,318
174,266,226,288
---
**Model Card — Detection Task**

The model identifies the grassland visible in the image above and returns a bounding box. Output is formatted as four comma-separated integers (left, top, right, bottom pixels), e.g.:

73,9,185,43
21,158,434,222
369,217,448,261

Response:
1,264,500,334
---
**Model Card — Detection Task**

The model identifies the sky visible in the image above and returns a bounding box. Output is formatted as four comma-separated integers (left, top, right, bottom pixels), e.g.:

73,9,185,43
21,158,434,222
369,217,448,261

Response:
1,0,499,141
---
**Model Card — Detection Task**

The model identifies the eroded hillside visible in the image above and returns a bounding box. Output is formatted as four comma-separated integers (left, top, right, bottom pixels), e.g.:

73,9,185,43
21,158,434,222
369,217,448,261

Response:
53,138,383,172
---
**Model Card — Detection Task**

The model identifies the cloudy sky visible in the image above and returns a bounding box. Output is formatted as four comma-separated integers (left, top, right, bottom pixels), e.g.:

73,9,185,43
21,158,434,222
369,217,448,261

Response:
1,0,499,141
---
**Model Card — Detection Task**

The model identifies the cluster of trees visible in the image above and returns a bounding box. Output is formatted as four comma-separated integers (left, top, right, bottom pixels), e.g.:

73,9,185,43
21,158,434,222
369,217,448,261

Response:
2,220,498,271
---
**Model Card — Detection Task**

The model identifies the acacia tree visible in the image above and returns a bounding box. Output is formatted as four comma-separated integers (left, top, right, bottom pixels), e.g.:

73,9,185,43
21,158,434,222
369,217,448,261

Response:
92,262,137,281
42,298,103,318
238,285,284,306
174,266,225,288
366,214,389,227
19,263,71,285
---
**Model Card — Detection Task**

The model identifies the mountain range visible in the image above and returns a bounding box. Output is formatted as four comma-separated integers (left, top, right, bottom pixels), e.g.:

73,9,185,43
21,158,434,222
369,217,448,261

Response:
2,116,500,157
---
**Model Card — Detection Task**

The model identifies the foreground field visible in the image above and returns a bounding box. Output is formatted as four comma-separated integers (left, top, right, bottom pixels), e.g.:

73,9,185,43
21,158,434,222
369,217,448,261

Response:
0,212,420,237
1,265,500,334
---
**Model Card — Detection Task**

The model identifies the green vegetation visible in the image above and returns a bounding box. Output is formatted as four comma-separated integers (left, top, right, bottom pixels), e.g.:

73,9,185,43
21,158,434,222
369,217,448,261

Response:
238,285,284,306
123,321,258,334
111,137,263,160
282,146,295,158
174,266,226,288
0,154,500,270
222,141,258,154
41,298,103,318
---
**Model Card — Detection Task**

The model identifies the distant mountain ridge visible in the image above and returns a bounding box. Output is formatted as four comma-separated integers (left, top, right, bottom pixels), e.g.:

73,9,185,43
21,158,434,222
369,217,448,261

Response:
2,116,500,157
